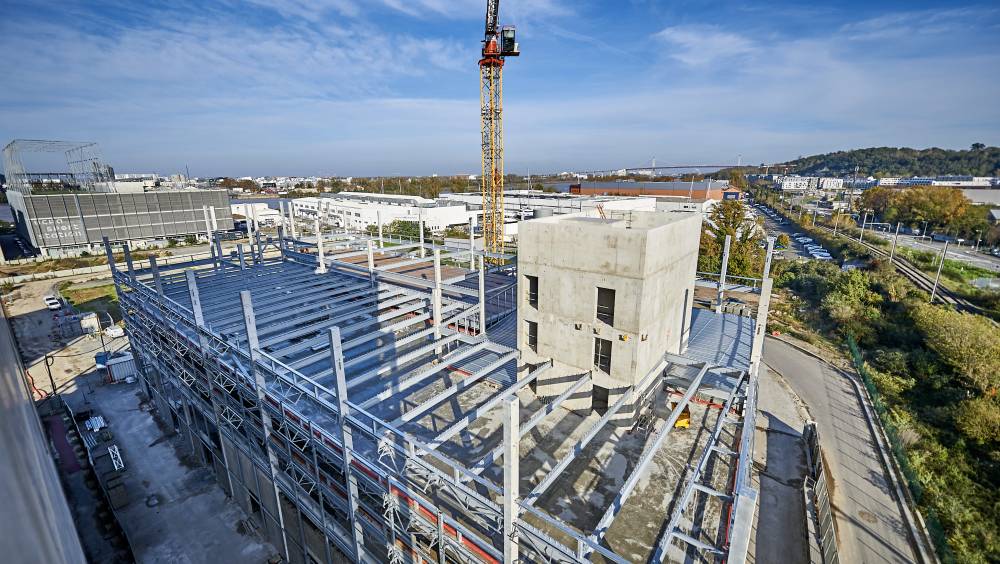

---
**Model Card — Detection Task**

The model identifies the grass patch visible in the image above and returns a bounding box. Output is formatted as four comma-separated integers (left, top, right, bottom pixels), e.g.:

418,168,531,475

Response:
58,282,121,322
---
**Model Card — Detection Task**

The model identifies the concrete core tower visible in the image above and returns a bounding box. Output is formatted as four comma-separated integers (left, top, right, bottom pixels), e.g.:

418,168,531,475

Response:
516,209,703,416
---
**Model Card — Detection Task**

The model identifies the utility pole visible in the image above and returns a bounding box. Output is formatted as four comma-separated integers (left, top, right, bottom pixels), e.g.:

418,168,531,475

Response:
859,211,868,243
930,241,949,303
833,211,841,235
889,222,900,263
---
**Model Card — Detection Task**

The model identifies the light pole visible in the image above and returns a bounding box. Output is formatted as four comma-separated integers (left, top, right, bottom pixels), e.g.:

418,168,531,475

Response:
930,241,949,303
921,220,929,240
974,229,982,252
833,211,841,235
889,222,901,264
859,211,869,243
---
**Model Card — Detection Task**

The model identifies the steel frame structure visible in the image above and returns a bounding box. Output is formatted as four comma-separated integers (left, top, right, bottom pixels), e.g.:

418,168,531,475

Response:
107,226,769,564
2,139,116,194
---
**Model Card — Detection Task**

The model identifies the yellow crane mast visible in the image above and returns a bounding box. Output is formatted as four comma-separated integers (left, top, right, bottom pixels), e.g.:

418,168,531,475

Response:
479,0,518,258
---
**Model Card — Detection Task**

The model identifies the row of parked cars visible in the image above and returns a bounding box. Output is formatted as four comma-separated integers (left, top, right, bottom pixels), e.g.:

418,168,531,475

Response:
791,233,832,261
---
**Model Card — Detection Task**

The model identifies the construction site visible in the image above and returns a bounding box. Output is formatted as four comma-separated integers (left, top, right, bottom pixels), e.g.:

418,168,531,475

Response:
102,195,774,564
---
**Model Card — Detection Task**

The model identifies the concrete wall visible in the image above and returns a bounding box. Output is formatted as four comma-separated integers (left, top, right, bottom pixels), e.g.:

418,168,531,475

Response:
0,300,86,564
517,211,701,409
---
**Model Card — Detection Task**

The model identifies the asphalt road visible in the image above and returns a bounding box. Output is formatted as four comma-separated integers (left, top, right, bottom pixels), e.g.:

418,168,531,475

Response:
866,229,1000,273
763,337,917,564
753,206,827,262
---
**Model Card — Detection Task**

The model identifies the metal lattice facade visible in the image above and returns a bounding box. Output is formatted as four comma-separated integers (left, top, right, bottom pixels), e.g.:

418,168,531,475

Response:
9,190,231,251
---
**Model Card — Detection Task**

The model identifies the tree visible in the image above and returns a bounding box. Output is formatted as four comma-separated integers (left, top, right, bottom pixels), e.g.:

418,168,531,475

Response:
699,200,764,277
957,396,1000,444
777,233,790,247
971,142,986,151
820,269,882,339
911,304,1000,395
728,170,748,190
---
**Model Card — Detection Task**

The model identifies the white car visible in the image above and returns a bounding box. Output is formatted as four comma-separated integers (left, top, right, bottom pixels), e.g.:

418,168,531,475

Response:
813,255,833,260
43,296,61,311
104,325,125,339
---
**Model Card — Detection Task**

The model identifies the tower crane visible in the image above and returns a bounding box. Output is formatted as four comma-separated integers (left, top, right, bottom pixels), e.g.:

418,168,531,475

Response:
479,0,519,259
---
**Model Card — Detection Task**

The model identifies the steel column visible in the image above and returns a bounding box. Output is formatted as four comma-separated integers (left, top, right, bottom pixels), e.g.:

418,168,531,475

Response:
502,396,519,563
330,326,365,560
716,234,731,313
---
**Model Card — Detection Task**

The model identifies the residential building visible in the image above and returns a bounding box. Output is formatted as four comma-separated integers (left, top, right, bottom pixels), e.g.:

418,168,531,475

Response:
818,178,844,190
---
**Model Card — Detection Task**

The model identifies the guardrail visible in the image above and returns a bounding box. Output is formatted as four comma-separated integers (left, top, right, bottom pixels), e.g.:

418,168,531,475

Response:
803,421,840,564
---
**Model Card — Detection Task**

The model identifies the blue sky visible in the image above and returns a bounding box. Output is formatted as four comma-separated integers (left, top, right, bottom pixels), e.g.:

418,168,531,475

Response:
2,0,999,177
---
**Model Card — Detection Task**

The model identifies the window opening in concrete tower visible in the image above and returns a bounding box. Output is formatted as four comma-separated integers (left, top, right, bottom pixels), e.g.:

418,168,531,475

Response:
593,337,612,373
596,287,615,325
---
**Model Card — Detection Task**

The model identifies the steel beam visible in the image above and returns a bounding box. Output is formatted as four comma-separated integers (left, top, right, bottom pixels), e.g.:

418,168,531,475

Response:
585,363,712,552
424,360,550,452
392,349,517,426
357,342,492,410
469,368,585,476
649,372,744,562
522,386,632,507
341,332,464,390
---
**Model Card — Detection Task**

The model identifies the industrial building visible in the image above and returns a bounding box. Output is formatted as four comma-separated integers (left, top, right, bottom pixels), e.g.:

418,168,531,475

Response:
569,180,740,201
291,192,474,233
440,190,656,222
105,204,771,563
2,140,232,257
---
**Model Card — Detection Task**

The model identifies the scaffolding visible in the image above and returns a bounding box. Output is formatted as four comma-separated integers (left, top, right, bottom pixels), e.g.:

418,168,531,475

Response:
107,227,770,563
2,139,116,194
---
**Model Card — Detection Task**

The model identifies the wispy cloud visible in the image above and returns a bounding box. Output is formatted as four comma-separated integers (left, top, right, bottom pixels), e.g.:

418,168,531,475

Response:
654,24,757,65
841,7,997,40
1,1,998,176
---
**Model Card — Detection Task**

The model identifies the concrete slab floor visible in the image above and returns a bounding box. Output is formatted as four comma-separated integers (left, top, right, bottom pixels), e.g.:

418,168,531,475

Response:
7,277,278,564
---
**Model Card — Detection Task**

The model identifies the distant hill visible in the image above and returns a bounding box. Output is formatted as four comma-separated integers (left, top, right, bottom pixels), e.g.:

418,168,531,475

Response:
779,145,1000,177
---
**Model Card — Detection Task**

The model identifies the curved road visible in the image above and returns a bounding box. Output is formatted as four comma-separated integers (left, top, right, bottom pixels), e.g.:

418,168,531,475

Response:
763,337,918,564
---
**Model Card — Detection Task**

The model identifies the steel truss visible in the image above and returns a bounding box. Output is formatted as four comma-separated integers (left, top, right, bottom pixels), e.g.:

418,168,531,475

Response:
106,229,768,564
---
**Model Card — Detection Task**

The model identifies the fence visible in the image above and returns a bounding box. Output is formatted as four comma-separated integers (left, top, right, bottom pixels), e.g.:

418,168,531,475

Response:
803,422,840,564
847,336,951,562
0,251,215,285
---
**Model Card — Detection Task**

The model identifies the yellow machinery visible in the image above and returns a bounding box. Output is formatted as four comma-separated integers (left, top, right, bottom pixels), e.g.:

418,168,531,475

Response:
670,401,692,429
479,0,519,259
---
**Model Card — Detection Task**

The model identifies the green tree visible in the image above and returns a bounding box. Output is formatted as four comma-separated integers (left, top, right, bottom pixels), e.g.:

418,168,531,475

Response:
776,233,790,247
699,200,765,278
957,396,1000,444
911,304,1000,395
820,269,882,339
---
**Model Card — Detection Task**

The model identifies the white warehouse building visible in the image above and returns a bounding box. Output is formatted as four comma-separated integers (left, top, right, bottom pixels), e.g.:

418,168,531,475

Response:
291,192,474,232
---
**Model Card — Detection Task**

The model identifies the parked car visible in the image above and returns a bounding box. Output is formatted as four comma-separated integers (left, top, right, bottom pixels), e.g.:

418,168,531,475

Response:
43,296,61,311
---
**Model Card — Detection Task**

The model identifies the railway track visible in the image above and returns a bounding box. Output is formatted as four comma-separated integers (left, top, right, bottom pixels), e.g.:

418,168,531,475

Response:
814,225,1000,324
